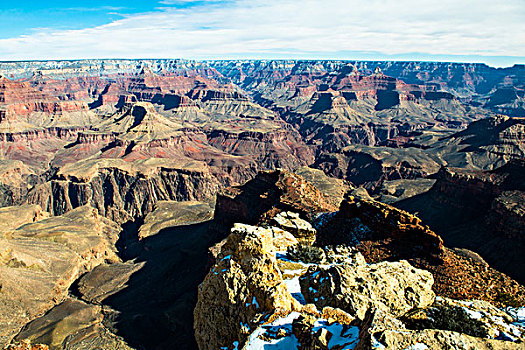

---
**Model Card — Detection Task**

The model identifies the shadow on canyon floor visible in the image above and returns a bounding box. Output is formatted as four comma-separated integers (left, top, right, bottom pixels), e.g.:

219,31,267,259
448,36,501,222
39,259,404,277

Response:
97,220,219,350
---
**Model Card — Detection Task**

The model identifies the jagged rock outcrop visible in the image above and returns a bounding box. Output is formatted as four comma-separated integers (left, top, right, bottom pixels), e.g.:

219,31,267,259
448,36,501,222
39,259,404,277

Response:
193,223,300,350
436,115,525,169
311,115,524,202
313,194,525,307
357,306,525,350
295,167,351,207
1,59,525,350
273,211,317,245
484,87,525,117
194,210,524,350
214,170,338,232
317,195,445,262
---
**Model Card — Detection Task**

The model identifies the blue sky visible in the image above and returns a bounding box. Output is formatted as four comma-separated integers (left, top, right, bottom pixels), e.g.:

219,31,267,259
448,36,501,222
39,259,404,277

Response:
0,1,174,38
0,0,523,67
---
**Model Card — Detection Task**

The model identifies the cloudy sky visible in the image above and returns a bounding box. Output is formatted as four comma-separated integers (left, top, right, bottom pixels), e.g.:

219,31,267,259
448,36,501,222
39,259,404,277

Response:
0,0,523,67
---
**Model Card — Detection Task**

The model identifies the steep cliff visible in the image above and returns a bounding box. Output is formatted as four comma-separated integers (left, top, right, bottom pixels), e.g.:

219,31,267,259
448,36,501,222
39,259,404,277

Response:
397,159,525,284
25,160,222,224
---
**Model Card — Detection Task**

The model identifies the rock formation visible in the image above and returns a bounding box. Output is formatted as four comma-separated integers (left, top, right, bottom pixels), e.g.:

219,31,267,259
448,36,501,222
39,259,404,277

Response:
300,259,435,319
214,169,337,231
194,203,525,349
194,223,301,349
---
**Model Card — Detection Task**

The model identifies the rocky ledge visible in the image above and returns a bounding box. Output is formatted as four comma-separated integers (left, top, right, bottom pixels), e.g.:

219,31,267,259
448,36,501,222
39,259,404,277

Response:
194,216,525,349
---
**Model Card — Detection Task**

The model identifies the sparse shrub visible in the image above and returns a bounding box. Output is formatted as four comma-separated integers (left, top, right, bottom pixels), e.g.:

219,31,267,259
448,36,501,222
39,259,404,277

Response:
287,244,326,264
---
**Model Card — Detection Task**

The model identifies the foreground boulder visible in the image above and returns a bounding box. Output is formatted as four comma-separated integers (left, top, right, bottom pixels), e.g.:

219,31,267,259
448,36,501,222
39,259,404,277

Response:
300,260,435,320
357,306,525,350
193,223,300,350
273,211,317,245
316,194,525,306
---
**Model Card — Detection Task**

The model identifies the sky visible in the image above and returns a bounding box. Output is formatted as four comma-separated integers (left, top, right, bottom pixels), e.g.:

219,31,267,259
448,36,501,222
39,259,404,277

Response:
0,0,523,67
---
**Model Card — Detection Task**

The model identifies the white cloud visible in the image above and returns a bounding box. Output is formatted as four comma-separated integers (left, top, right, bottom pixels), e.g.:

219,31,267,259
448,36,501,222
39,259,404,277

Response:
0,0,523,65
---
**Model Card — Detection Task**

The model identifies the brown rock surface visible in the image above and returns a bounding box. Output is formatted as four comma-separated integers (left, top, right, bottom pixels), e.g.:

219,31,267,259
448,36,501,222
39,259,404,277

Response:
300,260,435,320
315,195,525,307
0,60,524,350
336,196,445,262
195,211,525,350
356,308,524,350
12,299,133,350
272,211,317,245
138,200,214,239
214,169,338,233
295,166,351,207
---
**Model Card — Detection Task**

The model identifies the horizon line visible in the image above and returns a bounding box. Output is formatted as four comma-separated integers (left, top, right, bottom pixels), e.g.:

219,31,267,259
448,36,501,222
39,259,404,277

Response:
0,57,524,69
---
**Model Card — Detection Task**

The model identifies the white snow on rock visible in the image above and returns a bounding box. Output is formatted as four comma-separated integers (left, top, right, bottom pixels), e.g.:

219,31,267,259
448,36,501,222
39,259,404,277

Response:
403,343,429,350
244,312,301,350
506,307,525,325
461,307,484,320
282,274,305,305
276,250,313,305
312,319,360,349
244,312,360,350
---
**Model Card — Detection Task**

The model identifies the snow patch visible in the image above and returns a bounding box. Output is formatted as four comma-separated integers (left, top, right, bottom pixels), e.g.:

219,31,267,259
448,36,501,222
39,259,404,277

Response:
282,274,305,305
461,307,483,320
506,307,525,326
491,315,523,340
312,320,360,349
245,312,301,350
403,343,429,350
245,312,360,350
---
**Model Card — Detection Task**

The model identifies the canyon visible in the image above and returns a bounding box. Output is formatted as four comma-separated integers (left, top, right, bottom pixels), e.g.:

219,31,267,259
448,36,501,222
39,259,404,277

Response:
0,59,523,349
